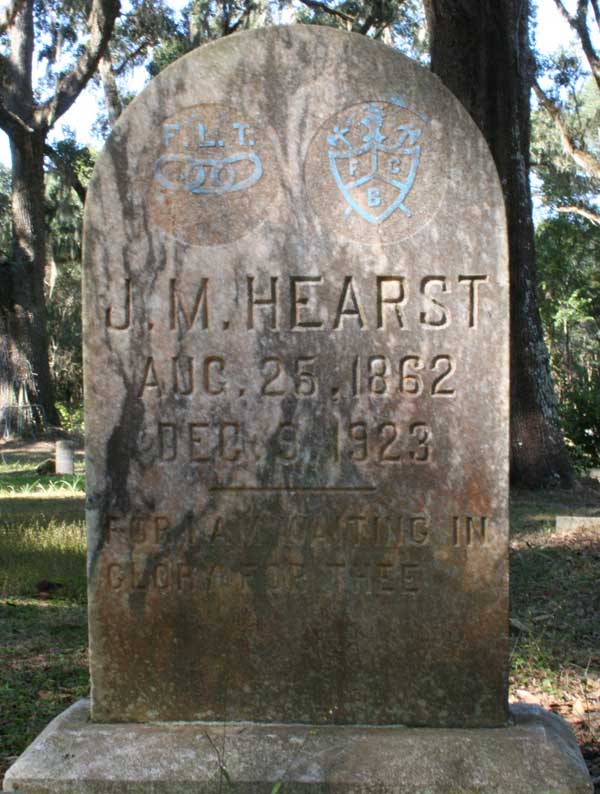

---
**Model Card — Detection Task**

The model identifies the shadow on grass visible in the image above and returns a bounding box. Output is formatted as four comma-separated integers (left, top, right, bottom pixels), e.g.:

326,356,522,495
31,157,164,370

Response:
0,597,89,779
510,484,600,537
510,520,600,788
510,523,600,775
0,496,85,526
510,538,600,675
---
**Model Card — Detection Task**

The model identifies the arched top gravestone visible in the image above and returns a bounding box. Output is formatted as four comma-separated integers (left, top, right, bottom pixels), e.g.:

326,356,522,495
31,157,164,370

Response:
83,25,509,727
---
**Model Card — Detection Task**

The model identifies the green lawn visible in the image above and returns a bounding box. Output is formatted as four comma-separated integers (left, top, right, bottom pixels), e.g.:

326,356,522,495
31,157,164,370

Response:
1,443,599,789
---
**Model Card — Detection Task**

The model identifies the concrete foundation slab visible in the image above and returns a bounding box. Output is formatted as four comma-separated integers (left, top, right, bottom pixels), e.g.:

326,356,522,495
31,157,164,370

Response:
555,516,600,531
3,700,592,794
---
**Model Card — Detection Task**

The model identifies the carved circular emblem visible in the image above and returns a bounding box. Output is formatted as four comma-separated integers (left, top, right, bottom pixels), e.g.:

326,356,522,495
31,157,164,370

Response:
305,99,448,244
147,104,278,246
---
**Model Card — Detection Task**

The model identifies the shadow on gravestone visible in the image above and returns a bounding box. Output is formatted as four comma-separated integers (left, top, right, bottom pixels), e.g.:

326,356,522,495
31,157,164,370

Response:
3,24,592,794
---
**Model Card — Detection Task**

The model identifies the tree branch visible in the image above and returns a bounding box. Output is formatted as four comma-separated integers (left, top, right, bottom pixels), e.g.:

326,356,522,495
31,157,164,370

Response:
297,0,356,26
43,143,87,205
575,8,600,90
373,22,391,39
556,205,600,224
99,49,123,127
34,0,120,130
552,0,574,24
533,80,600,179
0,0,26,35
552,0,600,90
111,40,148,76
0,94,34,139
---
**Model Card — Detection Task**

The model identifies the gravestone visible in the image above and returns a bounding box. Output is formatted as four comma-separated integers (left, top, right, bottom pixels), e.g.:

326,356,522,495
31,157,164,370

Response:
55,440,75,475
4,24,592,794
83,22,509,727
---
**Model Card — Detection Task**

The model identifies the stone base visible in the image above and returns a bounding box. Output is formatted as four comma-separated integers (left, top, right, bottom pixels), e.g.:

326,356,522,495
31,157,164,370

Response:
3,700,592,794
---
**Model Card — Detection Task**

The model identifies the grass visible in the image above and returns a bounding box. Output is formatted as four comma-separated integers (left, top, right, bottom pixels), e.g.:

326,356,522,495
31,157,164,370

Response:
0,521,87,599
0,440,88,775
0,598,88,772
0,448,85,498
0,442,599,789
509,486,600,787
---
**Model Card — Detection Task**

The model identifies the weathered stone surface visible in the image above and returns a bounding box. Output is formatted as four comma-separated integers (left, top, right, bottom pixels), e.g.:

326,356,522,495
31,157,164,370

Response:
82,25,509,725
3,700,593,794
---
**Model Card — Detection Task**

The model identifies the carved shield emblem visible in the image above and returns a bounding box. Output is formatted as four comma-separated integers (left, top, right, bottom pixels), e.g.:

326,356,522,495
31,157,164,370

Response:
328,102,422,225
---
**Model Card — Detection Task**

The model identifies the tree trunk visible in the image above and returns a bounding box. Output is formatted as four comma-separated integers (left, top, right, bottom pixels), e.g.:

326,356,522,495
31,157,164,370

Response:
424,0,574,487
1,0,58,426
1,0,118,430
99,48,123,127
9,128,59,426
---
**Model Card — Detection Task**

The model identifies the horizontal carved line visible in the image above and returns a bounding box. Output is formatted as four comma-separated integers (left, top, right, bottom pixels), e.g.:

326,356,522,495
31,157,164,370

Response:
208,485,377,492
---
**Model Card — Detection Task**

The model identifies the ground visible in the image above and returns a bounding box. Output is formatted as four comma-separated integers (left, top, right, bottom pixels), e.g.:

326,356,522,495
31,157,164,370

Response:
0,437,599,790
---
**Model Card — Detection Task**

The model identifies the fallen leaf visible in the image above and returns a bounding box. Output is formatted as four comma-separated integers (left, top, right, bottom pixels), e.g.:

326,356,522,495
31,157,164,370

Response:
513,688,540,704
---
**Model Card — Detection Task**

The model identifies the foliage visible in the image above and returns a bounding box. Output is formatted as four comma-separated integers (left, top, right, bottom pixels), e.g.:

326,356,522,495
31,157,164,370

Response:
22,0,113,101
92,0,177,132
42,136,96,411
532,0,600,225
531,7,600,470
108,0,178,72
147,0,427,77
536,215,600,468
55,402,84,432
559,372,600,468
46,259,84,408
294,0,427,57
147,32,193,76
532,62,600,219
148,0,276,75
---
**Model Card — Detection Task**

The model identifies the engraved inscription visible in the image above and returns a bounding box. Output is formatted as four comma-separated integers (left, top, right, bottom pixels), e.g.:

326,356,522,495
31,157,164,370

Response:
135,352,457,401
103,558,426,596
155,152,262,196
305,95,449,244
106,561,192,591
152,417,433,466
156,119,261,195
105,279,131,330
327,560,422,596
170,278,209,332
101,511,496,600
103,274,489,335
452,515,488,546
105,512,495,552
352,354,456,398
326,100,422,224
147,104,279,246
